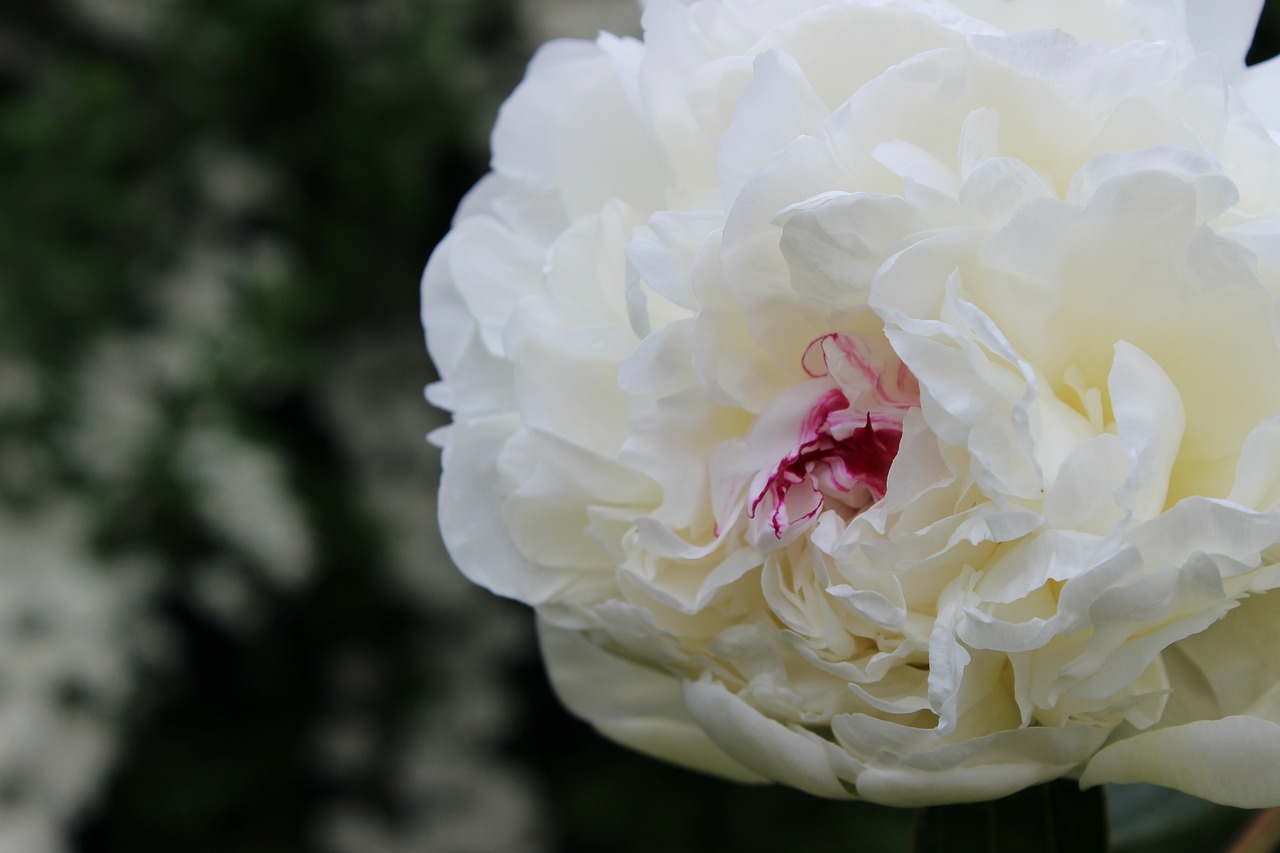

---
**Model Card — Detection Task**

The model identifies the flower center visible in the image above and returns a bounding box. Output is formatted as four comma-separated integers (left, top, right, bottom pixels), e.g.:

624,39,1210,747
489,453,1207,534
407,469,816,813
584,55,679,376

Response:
744,333,918,544
750,390,903,538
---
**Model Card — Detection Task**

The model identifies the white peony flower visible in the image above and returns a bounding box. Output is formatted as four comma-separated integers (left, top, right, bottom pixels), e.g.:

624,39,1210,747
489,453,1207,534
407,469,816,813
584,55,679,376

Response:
424,0,1280,806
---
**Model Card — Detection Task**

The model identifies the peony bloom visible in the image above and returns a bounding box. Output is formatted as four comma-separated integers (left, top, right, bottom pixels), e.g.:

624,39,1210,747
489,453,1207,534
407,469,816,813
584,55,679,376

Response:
423,0,1280,806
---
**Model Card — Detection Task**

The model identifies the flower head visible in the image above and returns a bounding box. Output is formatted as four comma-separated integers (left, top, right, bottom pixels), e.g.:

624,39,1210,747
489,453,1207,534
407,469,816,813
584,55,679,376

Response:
425,0,1280,806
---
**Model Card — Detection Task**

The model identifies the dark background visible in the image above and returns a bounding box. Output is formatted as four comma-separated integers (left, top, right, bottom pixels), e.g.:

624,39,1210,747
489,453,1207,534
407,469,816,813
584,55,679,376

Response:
0,1,1276,850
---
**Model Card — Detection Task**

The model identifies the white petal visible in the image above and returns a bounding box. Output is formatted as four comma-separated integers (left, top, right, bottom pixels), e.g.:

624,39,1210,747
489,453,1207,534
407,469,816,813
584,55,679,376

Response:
439,415,562,603
503,431,658,570
872,139,959,197
958,156,1052,229
1067,148,1238,219
1229,414,1280,511
422,233,521,420
1042,434,1127,533
683,678,861,798
623,545,762,614
833,713,1108,806
777,191,925,311
755,1,969,111
1080,716,1280,807
539,620,767,783
717,50,829,206
1172,589,1280,718
448,216,546,356
1183,0,1265,71
506,307,636,457
494,39,670,216
1238,54,1280,129
1109,341,1186,520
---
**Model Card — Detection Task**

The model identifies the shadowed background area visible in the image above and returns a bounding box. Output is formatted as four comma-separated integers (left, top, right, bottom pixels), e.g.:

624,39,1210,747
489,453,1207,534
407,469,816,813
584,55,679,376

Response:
0,1,1277,851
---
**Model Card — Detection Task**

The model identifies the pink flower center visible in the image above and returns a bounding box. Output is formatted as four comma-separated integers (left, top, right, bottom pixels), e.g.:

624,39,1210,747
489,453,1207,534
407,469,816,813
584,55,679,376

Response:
750,391,902,538
747,333,917,541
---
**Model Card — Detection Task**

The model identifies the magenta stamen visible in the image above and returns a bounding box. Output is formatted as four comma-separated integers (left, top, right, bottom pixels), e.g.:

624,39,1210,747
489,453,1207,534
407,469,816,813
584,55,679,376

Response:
749,334,917,540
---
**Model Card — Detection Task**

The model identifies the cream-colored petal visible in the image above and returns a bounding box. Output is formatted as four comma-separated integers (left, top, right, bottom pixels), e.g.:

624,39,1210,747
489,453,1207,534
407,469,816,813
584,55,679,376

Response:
683,677,862,798
539,619,766,783
1080,716,1280,807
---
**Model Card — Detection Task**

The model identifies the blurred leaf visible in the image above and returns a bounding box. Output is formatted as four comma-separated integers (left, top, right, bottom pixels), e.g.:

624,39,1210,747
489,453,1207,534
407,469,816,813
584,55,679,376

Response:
1108,784,1253,853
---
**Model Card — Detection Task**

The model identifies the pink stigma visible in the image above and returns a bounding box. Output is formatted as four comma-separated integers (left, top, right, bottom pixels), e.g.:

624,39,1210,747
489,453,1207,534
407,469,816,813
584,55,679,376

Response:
747,333,916,541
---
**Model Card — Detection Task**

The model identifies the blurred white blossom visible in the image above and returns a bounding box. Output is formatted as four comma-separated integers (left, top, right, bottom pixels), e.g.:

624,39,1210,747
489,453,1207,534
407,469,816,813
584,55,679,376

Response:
0,504,153,853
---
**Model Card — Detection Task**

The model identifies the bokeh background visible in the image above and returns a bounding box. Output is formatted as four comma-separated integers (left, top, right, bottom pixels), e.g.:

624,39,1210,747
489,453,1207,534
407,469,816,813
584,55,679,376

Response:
1,1,1278,851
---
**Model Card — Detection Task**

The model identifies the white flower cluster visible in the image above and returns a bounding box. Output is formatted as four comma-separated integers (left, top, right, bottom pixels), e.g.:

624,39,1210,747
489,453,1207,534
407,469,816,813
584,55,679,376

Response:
0,506,151,853
425,0,1280,805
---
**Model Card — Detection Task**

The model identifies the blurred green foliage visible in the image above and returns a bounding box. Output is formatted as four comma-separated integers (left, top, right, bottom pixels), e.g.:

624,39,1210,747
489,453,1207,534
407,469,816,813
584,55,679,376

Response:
2,1,523,850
